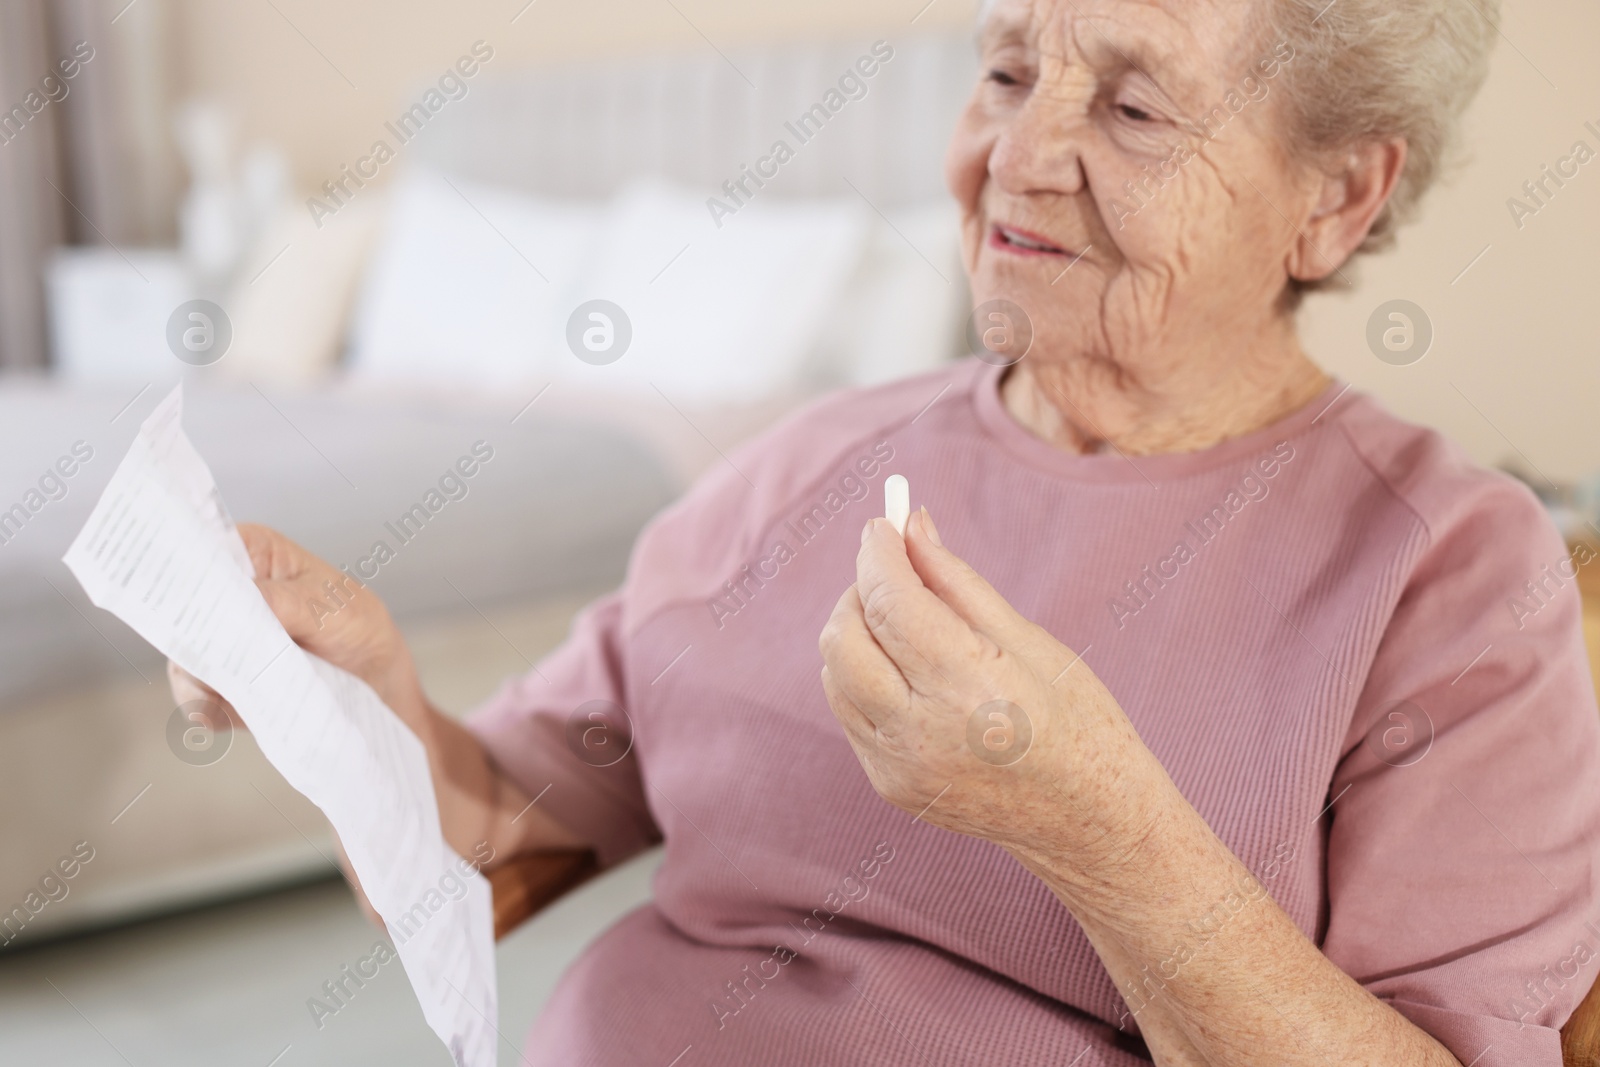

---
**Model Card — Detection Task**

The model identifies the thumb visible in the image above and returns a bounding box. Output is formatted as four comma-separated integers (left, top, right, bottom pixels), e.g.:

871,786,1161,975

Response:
239,524,351,645
904,506,1036,650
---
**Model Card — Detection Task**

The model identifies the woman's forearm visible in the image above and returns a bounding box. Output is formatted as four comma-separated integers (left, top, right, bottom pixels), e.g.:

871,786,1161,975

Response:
201,524,591,902
395,688,589,869
332,693,591,930
1007,775,1460,1067
1070,907,1211,1066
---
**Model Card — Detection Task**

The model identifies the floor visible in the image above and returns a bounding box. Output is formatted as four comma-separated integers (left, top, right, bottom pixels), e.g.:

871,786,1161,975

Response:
0,848,661,1066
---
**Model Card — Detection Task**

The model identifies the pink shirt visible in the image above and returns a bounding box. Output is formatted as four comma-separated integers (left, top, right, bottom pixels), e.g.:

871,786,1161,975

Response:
469,359,1600,1065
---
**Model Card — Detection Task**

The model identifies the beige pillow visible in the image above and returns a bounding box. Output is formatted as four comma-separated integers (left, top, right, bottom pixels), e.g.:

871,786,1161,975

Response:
215,192,387,386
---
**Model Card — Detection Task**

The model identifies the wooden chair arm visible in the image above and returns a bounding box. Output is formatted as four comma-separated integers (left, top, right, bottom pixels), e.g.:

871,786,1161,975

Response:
1571,546,1600,1067
487,848,600,940
1565,971,1600,1067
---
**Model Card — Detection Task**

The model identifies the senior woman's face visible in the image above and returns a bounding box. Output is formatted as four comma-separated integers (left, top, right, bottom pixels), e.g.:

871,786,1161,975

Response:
947,0,1319,426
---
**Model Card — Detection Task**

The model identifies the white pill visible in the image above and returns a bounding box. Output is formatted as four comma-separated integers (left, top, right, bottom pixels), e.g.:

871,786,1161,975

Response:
884,474,910,536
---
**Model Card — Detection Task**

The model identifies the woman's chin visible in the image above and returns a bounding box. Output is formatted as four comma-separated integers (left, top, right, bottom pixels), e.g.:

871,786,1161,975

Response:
970,255,1086,310
968,275,1094,355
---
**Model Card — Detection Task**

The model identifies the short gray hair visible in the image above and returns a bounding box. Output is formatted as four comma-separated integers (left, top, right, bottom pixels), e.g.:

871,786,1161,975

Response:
1268,0,1499,264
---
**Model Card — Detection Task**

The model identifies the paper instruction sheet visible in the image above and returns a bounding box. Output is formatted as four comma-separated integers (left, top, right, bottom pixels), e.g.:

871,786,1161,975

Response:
63,384,497,1067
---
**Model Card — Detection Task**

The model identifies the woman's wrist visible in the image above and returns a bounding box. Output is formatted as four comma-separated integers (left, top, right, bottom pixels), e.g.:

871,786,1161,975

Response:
1003,700,1194,907
1021,687,1155,835
1005,773,1176,901
370,654,438,744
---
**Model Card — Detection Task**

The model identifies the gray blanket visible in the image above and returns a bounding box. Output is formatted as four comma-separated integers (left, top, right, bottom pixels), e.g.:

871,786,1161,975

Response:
0,380,678,709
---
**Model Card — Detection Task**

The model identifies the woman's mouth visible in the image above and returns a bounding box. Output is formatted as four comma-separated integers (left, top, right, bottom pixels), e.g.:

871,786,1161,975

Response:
989,223,1070,257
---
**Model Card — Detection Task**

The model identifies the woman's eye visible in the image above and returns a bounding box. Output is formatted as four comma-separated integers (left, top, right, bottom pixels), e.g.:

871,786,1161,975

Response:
1117,103,1156,122
986,68,1021,87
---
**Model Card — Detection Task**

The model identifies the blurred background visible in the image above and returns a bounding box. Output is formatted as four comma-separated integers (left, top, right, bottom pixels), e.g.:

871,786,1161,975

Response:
0,0,1595,1063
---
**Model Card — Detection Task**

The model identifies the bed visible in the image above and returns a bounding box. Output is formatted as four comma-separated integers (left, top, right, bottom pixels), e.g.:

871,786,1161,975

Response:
0,31,978,942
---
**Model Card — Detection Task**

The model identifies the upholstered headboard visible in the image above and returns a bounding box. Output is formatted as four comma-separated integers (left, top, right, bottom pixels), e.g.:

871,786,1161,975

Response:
409,33,979,206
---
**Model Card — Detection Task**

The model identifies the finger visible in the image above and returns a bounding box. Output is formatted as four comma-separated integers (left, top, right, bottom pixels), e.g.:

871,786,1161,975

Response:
854,517,983,692
904,507,1042,653
167,659,218,701
819,664,877,743
166,661,246,731
238,524,364,645
238,523,301,583
240,524,321,634
255,569,336,643
818,584,909,723
330,829,385,932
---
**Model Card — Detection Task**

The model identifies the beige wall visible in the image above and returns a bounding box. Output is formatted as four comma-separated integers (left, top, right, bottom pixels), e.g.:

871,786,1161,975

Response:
176,0,1598,482
1298,0,1600,485
174,0,983,188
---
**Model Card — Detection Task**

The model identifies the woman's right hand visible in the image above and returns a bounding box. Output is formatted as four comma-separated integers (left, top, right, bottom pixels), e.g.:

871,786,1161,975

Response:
164,521,590,925
166,523,428,733
164,523,428,930
240,522,424,716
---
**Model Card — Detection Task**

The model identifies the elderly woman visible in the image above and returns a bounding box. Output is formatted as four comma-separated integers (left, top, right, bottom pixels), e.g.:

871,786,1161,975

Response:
176,0,1600,1062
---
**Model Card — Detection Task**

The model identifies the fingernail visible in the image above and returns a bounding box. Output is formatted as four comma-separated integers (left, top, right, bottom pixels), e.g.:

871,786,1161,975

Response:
920,506,943,547
862,519,874,544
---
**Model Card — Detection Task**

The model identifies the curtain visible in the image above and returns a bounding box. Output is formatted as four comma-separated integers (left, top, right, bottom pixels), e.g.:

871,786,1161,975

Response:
0,0,67,371
0,0,177,371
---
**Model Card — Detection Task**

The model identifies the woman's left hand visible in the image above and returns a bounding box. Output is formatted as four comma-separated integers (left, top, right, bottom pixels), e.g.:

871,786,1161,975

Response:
818,506,1161,864
821,509,1468,1067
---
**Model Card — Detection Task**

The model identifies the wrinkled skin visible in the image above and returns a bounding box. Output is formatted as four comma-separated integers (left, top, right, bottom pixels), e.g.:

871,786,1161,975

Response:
945,0,1396,456
817,2,1450,1064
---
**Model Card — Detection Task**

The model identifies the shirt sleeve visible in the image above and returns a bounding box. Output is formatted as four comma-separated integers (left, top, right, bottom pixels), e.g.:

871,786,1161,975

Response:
463,591,662,868
1321,475,1600,1065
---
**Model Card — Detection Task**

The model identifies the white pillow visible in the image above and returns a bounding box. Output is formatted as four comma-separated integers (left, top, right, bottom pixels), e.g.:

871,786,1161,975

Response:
548,180,869,403
344,170,872,404
814,199,967,388
344,169,599,388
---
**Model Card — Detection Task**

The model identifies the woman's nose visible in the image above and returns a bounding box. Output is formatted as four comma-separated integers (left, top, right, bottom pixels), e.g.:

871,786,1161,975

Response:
989,72,1093,198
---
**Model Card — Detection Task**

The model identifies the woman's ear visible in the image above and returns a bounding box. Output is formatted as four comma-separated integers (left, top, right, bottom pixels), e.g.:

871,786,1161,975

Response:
1287,138,1407,283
